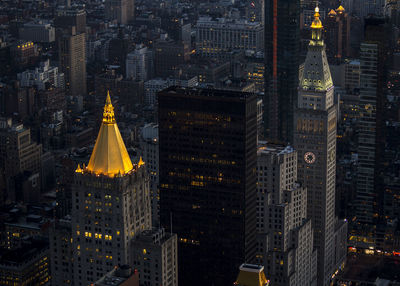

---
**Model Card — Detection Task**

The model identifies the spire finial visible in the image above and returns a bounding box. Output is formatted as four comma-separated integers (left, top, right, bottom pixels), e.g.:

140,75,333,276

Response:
103,91,115,124
311,4,324,30
75,163,83,173
138,156,145,167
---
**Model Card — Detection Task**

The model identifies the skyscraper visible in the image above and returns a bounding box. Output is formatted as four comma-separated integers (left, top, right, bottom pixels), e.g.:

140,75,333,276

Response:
158,87,257,285
255,143,317,285
56,8,87,101
355,17,389,224
105,0,135,25
71,93,151,284
264,0,300,142
293,8,346,286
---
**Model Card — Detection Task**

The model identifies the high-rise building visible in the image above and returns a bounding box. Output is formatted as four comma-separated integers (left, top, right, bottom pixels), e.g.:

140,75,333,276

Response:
59,31,86,99
158,87,257,285
355,17,389,225
255,143,317,286
70,93,151,285
324,6,351,63
140,123,159,225
131,228,178,286
55,8,86,35
126,45,152,81
0,118,42,202
49,216,74,286
56,7,87,101
264,0,300,142
293,8,347,286
105,0,135,25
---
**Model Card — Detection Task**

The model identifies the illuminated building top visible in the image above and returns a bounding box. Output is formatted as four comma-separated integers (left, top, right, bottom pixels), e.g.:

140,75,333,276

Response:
328,9,337,16
310,6,323,30
336,5,345,13
299,5,333,94
83,91,134,177
234,264,270,286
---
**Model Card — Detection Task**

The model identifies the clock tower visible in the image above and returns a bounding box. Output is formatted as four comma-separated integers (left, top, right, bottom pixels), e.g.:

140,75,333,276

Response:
293,7,343,286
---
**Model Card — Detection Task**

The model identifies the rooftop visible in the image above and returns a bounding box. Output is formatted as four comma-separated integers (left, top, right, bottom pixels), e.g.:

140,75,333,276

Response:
83,92,134,177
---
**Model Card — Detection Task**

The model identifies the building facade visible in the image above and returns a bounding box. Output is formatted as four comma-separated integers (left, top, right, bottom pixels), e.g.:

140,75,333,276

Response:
158,87,257,285
293,8,346,286
255,143,317,286
264,0,300,142
105,0,135,24
196,17,264,57
71,94,151,285
131,228,178,286
140,123,159,225
18,59,64,90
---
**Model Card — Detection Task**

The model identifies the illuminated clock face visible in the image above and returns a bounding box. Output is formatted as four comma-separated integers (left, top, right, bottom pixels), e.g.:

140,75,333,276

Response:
304,152,316,164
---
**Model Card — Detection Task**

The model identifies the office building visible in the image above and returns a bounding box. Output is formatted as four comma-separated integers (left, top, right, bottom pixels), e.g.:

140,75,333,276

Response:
126,45,152,81
57,7,87,100
19,22,55,43
293,8,347,285
18,59,65,90
196,17,264,57
344,60,360,93
55,8,86,35
324,6,350,63
49,216,74,286
264,0,300,142
59,31,86,99
153,37,190,78
0,119,42,202
355,17,389,225
94,265,139,286
140,123,159,225
105,0,135,25
255,143,317,286
131,228,178,286
158,87,257,285
71,93,151,284
0,238,50,286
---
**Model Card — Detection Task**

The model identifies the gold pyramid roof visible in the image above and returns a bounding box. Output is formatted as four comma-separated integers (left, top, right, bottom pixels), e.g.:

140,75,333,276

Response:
234,264,269,286
86,91,133,177
328,9,337,16
336,5,345,13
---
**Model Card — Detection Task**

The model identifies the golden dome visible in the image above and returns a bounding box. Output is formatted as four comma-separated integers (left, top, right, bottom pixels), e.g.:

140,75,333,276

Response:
311,6,323,29
336,5,345,13
86,91,133,177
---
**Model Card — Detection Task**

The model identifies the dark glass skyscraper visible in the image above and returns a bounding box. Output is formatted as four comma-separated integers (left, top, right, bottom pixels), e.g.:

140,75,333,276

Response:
264,0,300,143
158,87,257,285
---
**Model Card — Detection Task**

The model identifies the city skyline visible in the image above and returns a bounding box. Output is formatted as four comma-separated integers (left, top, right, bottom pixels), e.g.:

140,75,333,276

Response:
0,0,399,285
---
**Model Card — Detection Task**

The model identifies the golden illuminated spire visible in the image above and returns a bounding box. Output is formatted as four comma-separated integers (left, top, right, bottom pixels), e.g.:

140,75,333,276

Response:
311,6,323,29
86,92,133,177
75,164,83,173
310,5,323,45
103,90,115,124
138,156,145,168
